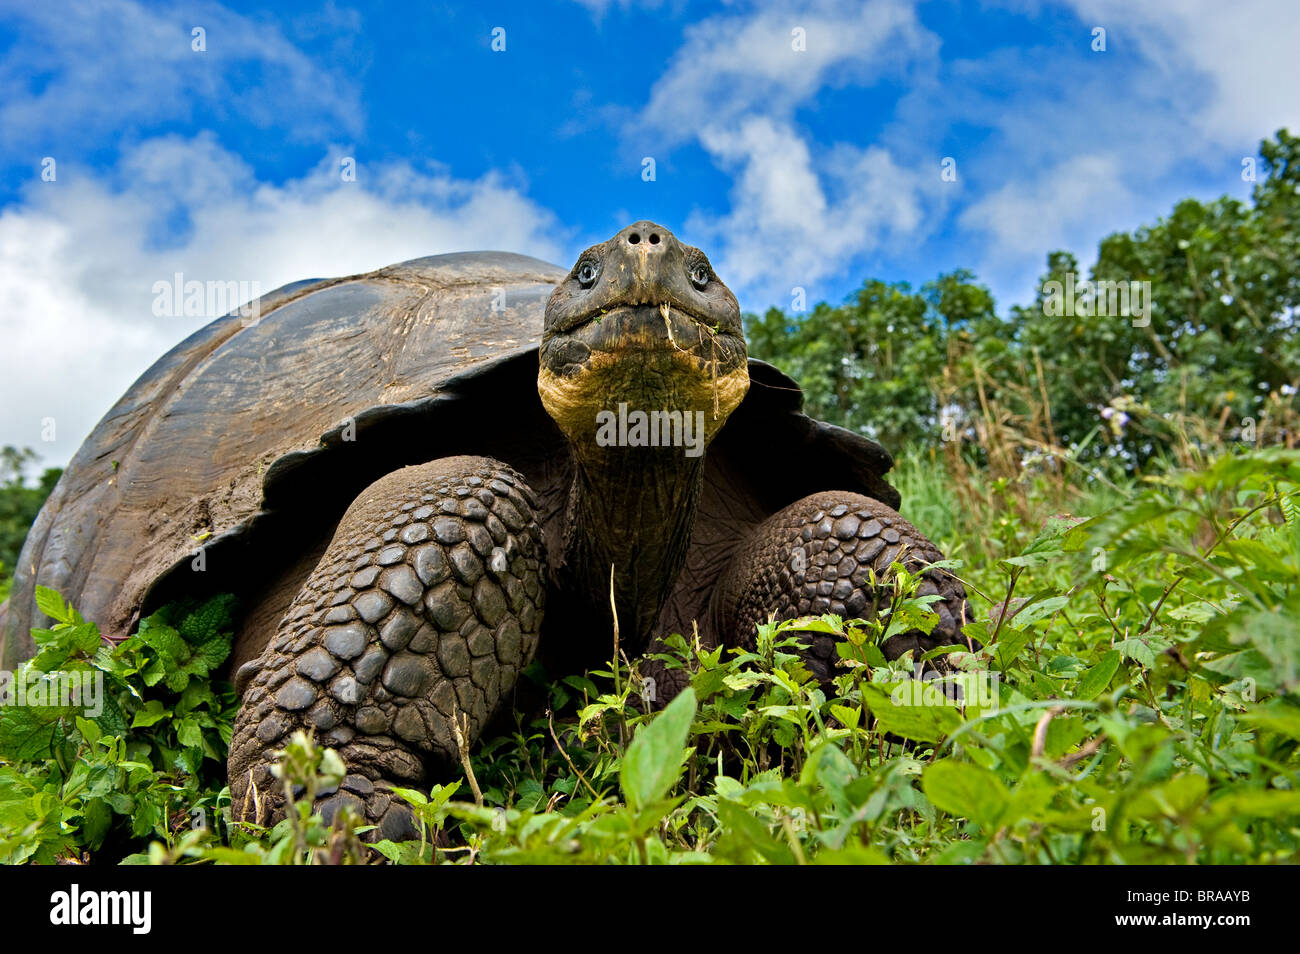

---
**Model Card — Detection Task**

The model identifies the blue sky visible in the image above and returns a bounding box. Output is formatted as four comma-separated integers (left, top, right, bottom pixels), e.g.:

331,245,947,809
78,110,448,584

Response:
1,0,1297,466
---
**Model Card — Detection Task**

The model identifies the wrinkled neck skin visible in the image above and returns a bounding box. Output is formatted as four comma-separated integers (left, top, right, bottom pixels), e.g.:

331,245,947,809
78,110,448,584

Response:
559,440,705,652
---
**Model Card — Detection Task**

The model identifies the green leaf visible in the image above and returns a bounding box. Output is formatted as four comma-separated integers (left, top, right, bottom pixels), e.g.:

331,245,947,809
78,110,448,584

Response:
178,594,237,647
1076,650,1121,700
883,602,939,639
1131,773,1207,820
1114,636,1157,669
991,628,1033,672
922,760,1009,830
29,643,71,673
80,799,113,849
74,716,102,747
713,797,795,865
1210,789,1300,820
176,718,204,749
620,687,696,811
861,683,962,743
829,704,861,730
92,693,129,740
1227,605,1299,691
136,622,187,664
0,701,76,760
1238,699,1300,741
811,845,890,864
1200,648,1275,692
369,839,433,864
811,742,857,814
931,839,987,864
131,700,172,729
34,586,77,625
1013,594,1070,626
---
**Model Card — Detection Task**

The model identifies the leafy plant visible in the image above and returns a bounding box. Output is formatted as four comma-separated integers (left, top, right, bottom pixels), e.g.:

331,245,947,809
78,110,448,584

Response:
0,591,237,864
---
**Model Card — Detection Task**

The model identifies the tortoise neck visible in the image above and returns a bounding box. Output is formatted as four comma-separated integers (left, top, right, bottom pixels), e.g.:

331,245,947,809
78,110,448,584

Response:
560,444,704,650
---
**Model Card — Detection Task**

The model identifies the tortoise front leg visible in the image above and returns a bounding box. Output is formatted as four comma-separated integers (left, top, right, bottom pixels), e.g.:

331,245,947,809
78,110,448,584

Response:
710,491,971,681
227,456,546,840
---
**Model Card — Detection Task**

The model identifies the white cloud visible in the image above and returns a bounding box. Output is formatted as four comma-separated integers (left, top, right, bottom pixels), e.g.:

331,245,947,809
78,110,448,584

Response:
935,1,1300,308
0,135,565,468
639,0,934,140
651,0,1282,313
1063,0,1300,147
0,0,362,148
958,154,1139,263
955,153,1155,307
686,116,926,298
633,0,938,303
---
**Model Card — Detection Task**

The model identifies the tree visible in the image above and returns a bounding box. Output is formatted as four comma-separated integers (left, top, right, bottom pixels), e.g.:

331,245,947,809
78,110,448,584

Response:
0,446,62,579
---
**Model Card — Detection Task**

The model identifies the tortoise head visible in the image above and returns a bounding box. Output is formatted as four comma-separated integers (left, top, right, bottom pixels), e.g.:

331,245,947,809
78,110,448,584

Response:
539,221,749,458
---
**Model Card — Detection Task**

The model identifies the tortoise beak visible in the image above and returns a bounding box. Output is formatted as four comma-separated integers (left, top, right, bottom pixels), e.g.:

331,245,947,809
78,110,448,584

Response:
604,221,696,309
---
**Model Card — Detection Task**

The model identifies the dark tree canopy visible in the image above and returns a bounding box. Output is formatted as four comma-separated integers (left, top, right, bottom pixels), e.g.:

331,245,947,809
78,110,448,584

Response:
0,446,60,577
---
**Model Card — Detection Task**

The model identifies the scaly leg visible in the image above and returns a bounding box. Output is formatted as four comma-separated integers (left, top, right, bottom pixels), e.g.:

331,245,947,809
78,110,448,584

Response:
711,491,971,681
228,456,546,839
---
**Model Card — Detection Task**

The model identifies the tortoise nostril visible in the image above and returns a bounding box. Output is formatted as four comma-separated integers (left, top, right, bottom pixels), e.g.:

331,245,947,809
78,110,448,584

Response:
628,232,641,245
648,233,660,245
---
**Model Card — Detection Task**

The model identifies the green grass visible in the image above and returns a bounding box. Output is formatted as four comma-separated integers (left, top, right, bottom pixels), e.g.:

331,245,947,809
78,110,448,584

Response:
2,448,1298,864
887,448,962,546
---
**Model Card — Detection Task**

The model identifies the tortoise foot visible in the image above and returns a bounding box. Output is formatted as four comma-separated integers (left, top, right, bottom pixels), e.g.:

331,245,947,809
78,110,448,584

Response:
228,455,547,831
712,491,973,680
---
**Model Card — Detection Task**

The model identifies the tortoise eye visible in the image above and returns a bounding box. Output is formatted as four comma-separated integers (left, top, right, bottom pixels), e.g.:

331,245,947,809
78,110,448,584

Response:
577,261,599,287
690,263,710,289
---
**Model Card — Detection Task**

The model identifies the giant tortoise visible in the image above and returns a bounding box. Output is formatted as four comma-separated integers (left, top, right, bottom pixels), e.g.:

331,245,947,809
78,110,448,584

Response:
3,221,970,838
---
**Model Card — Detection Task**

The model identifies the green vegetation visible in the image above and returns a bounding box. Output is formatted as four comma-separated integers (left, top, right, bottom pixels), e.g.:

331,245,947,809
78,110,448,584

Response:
0,446,61,602
0,592,237,863
1,447,1296,864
